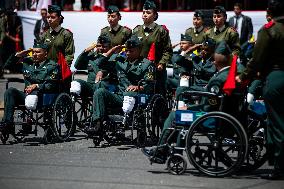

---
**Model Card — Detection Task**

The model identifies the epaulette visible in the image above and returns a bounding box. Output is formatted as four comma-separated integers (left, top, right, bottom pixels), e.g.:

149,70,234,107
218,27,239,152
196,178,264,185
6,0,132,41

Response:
123,25,131,31
264,20,275,29
133,25,141,32
65,28,73,33
162,25,169,33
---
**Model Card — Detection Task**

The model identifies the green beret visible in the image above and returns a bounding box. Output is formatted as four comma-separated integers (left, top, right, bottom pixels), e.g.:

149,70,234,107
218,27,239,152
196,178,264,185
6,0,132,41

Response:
194,10,204,19
214,6,226,15
202,38,216,49
215,41,231,56
48,5,61,15
180,34,192,42
33,41,49,50
143,0,157,10
97,34,111,45
125,35,141,48
107,5,119,14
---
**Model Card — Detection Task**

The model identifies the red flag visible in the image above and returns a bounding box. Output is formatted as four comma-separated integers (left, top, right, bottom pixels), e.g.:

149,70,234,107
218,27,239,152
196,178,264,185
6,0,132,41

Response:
15,33,21,52
147,43,155,62
57,52,72,80
223,55,238,96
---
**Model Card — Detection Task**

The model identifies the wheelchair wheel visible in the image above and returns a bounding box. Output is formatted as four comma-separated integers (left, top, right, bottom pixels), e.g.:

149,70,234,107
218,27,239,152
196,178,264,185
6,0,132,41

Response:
0,131,9,144
241,111,267,171
71,94,92,130
186,112,248,177
52,93,75,142
149,94,168,143
167,154,187,175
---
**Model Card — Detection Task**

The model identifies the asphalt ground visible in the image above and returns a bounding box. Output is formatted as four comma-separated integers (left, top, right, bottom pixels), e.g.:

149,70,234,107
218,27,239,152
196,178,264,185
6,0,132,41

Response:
0,74,284,189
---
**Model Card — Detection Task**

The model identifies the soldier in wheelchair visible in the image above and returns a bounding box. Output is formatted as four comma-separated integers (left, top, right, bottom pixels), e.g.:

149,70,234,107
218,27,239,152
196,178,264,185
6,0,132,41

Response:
0,42,69,144
83,35,156,146
142,41,254,176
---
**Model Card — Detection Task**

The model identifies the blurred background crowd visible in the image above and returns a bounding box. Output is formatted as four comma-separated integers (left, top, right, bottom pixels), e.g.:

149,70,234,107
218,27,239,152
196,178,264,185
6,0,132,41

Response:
0,0,269,11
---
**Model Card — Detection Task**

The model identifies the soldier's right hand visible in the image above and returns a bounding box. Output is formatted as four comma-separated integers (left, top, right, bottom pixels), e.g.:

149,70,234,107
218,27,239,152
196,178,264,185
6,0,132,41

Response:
15,48,32,58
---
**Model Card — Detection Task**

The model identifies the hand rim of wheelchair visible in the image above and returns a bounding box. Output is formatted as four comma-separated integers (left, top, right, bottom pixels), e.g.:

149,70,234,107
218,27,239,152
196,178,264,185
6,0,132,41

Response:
185,111,248,177
52,93,75,142
166,153,187,175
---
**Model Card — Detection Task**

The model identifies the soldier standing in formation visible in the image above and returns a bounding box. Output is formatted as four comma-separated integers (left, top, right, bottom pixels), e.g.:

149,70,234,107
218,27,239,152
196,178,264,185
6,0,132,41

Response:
205,6,241,55
185,10,208,45
132,0,172,95
100,5,132,47
236,0,284,180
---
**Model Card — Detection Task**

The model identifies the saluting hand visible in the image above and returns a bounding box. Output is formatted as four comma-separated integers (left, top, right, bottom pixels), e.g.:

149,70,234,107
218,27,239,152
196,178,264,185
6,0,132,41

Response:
15,48,32,58
157,64,164,71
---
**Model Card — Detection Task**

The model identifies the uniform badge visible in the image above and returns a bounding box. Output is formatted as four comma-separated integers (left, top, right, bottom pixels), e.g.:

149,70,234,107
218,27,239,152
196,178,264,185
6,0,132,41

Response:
45,39,51,43
208,97,218,106
146,72,154,80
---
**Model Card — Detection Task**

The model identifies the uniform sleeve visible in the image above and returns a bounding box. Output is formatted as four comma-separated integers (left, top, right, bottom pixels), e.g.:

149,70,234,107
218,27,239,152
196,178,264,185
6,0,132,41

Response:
116,63,131,89
229,29,241,56
74,51,93,70
240,28,270,80
64,31,75,66
159,28,173,66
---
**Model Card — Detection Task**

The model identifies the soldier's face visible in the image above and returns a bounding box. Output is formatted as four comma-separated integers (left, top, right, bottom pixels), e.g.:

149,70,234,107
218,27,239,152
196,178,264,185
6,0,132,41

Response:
107,12,120,27
126,47,140,62
200,46,213,59
193,16,203,28
32,48,47,63
180,41,192,51
213,13,225,28
47,12,61,29
96,43,111,53
213,53,228,69
142,9,155,25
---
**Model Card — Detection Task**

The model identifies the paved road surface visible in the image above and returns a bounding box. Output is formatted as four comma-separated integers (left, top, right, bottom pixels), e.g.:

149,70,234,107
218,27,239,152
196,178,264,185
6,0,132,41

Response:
0,74,284,189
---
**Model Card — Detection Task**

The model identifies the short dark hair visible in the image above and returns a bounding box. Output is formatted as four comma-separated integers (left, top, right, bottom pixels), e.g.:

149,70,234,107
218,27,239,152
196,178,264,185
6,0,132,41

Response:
41,8,47,12
234,3,242,9
268,0,284,17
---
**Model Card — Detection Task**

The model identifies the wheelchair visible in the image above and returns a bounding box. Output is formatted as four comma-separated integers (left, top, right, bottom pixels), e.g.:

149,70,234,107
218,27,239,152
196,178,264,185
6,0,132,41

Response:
148,88,267,177
0,78,75,144
70,74,169,147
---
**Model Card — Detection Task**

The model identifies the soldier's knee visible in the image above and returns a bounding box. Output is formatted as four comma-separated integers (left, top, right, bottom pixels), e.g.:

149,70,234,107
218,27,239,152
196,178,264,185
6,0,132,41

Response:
4,87,18,97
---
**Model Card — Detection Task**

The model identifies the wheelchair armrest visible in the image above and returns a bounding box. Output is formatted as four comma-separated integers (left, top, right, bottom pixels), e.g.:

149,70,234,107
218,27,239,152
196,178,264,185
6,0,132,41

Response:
176,90,221,100
73,70,88,75
5,77,25,90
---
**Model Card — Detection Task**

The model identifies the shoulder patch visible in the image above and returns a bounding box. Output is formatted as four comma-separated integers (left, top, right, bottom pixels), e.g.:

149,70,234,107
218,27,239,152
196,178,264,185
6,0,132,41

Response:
162,25,169,33
264,20,275,29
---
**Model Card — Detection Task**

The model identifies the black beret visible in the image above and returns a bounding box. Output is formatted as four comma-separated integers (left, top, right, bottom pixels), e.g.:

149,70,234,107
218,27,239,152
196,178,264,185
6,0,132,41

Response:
97,34,111,45
143,0,157,10
202,38,216,49
180,34,193,42
48,5,61,15
214,6,226,15
194,10,204,19
33,40,49,50
215,41,231,56
125,35,141,48
107,5,119,14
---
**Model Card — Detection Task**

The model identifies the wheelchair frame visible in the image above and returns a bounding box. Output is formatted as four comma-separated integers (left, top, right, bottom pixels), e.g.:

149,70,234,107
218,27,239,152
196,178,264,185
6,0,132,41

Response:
149,90,267,177
0,78,75,144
